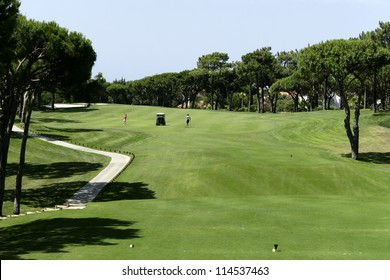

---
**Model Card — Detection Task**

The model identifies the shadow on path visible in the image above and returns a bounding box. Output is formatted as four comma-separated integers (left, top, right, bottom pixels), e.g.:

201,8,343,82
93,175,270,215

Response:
3,181,89,208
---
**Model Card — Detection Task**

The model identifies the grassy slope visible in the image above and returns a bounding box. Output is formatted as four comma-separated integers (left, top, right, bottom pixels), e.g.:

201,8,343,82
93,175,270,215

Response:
3,133,110,214
1,105,390,260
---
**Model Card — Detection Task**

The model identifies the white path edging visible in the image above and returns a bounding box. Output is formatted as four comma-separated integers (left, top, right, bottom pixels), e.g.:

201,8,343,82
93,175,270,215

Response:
12,126,132,206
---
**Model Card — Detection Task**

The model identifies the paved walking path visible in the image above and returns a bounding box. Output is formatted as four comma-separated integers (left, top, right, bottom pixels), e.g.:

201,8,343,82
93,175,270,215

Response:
12,126,132,207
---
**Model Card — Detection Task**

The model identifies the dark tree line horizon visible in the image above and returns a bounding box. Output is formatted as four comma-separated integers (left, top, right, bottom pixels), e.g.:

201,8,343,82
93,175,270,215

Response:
82,22,390,115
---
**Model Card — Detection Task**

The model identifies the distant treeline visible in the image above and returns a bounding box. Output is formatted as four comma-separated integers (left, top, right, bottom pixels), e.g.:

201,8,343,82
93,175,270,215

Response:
62,22,390,114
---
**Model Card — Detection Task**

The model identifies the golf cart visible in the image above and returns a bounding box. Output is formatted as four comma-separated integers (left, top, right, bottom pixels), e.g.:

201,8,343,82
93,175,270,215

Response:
156,113,166,125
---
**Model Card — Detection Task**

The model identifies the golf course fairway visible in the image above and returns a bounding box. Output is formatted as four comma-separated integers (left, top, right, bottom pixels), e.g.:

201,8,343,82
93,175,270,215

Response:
1,104,390,260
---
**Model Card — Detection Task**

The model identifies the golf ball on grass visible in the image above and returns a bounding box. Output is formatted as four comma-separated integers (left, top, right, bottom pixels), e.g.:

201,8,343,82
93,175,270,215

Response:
272,248,275,252
129,244,134,248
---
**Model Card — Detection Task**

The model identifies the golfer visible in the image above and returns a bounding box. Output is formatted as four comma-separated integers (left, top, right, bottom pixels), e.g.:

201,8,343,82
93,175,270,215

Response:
186,114,191,127
123,114,127,126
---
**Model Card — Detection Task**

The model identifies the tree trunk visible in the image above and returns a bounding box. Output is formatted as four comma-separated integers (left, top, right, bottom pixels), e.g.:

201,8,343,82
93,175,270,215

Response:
373,69,378,113
352,103,360,160
255,75,259,113
261,86,265,113
352,88,363,159
228,89,233,111
363,86,367,109
248,87,252,112
269,92,278,113
256,89,261,113
190,91,197,109
14,94,34,215
274,94,278,113
37,91,42,109
327,96,332,110
286,91,299,112
323,89,327,110
0,87,19,216
0,126,13,216
340,84,359,160
210,75,215,110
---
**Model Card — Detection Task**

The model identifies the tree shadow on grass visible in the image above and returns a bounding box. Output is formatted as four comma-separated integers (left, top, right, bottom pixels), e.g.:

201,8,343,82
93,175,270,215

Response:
3,182,156,208
48,127,103,134
342,152,390,164
40,107,99,113
5,162,104,209
3,181,89,208
372,112,390,128
94,182,156,202
359,152,390,164
24,127,102,141
7,162,103,179
11,130,71,141
30,118,81,124
0,217,140,259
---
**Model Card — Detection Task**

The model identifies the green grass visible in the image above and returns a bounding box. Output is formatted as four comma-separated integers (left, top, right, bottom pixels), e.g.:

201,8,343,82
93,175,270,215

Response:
3,133,110,214
1,105,390,259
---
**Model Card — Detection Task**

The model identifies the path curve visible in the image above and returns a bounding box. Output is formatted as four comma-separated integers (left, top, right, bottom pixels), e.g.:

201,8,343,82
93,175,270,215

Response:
12,126,132,206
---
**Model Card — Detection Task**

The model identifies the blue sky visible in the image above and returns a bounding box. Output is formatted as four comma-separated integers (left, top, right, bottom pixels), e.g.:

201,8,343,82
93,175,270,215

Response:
20,0,390,82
